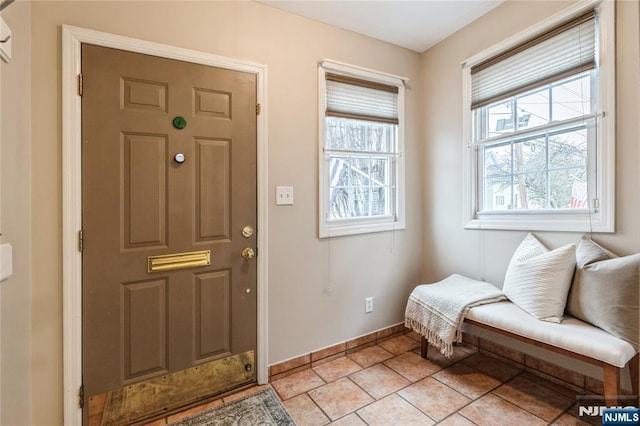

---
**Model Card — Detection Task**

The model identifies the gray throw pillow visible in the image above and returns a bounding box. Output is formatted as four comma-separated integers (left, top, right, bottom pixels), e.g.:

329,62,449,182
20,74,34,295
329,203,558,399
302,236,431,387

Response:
566,237,640,350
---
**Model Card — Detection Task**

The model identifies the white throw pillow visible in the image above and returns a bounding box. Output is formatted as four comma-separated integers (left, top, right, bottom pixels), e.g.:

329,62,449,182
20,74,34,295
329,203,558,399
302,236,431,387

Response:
502,233,576,323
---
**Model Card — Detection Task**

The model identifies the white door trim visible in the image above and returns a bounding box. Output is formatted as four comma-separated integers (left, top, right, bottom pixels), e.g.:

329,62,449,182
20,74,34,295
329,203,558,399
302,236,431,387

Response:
62,25,269,425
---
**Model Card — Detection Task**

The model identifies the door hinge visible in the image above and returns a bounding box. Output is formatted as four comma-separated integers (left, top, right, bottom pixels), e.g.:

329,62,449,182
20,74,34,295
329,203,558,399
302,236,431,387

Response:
78,384,84,409
78,73,83,96
78,230,83,252
256,103,261,115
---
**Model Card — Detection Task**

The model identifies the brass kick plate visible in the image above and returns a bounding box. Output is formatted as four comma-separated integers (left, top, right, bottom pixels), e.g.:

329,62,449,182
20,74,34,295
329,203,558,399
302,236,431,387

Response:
147,250,210,273
99,351,255,425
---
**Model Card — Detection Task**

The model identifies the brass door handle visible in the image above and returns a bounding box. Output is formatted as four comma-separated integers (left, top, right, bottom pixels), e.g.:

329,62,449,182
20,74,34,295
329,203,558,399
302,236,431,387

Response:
241,248,255,260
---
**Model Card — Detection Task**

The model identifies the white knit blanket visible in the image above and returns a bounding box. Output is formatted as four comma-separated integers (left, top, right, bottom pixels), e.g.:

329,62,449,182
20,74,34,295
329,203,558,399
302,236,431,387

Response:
405,274,506,357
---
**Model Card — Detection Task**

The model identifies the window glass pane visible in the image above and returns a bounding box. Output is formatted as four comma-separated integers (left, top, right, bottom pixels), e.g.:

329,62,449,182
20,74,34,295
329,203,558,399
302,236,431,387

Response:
513,137,546,175
330,187,349,218
486,100,514,138
329,156,349,188
371,187,388,216
513,172,547,209
552,73,591,121
516,88,550,130
325,117,393,152
484,142,511,177
350,186,370,217
484,177,512,210
549,128,587,170
349,157,371,187
550,168,587,209
370,158,387,185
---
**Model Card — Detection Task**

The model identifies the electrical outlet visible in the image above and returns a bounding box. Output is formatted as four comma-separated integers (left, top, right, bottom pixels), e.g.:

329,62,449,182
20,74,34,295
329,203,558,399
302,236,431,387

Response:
365,297,373,313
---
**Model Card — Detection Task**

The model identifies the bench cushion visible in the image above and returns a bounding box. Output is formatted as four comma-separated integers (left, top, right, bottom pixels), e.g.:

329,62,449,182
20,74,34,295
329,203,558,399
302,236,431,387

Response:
467,301,637,368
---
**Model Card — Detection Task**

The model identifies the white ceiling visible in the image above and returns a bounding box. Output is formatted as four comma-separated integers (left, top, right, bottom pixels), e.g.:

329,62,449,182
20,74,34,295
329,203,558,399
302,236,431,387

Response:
257,0,504,53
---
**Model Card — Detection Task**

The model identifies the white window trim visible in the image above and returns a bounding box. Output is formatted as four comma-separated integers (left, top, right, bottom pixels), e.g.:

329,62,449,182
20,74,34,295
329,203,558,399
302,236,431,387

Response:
318,60,407,238
461,0,615,233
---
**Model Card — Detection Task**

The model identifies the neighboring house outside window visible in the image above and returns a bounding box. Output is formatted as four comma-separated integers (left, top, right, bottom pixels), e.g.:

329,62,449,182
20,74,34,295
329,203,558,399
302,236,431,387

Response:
318,60,406,238
462,1,615,232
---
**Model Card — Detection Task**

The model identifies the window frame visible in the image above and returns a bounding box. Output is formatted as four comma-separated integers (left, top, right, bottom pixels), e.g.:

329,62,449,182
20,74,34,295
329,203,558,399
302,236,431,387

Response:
461,0,615,232
318,60,406,238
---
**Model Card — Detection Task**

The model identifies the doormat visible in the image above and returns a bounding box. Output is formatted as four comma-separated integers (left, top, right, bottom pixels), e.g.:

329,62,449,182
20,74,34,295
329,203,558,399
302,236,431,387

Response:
169,388,297,426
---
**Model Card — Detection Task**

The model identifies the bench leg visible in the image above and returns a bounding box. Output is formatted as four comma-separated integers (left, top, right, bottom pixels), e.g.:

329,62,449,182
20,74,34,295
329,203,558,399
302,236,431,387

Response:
421,336,428,358
603,364,621,407
629,353,639,402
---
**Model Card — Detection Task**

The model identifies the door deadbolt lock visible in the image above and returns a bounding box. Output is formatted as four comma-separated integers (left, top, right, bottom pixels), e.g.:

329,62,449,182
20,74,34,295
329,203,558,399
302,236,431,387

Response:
241,226,254,238
241,248,255,260
174,153,185,163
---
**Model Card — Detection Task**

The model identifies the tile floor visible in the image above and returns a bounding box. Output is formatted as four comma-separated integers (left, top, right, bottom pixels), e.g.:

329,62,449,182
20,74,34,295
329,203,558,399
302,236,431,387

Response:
150,333,593,425
272,334,591,426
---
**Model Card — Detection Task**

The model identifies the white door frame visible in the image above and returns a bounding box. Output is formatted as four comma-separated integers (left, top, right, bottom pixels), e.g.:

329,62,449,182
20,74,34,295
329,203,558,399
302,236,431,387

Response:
62,25,269,425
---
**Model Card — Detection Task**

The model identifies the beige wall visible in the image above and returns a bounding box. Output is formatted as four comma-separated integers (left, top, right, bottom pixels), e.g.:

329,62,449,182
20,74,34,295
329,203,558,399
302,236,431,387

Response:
421,0,640,286
0,0,33,424
29,1,422,422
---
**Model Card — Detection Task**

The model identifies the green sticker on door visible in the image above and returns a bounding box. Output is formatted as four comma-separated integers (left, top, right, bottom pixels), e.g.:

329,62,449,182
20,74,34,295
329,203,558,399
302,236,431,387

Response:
172,116,187,129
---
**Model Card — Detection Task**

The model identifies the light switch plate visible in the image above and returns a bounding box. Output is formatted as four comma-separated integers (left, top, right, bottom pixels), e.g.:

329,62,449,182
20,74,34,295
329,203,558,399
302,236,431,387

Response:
0,17,12,63
276,186,294,205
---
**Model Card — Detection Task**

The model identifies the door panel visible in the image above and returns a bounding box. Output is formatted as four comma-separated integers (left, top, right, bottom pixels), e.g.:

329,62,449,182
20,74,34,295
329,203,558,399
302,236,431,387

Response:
82,44,257,421
195,270,231,360
122,279,168,382
122,133,168,249
195,138,230,242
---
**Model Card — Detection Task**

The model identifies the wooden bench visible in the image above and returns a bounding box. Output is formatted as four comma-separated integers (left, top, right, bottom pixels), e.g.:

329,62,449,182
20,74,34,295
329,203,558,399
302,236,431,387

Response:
419,301,639,407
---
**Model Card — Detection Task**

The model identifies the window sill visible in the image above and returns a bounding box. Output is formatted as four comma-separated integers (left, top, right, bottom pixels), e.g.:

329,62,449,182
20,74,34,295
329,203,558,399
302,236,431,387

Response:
319,218,405,238
464,210,613,233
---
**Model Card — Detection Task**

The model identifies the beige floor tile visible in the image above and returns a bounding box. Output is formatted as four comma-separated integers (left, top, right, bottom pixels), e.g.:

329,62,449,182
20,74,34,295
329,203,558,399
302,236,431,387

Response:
398,376,471,421
405,330,422,342
384,351,442,382
437,413,477,426
356,394,434,426
313,356,362,383
433,363,501,399
308,377,374,421
493,375,575,421
421,343,476,368
460,393,547,426
347,345,394,368
329,413,367,425
520,371,583,399
272,368,326,400
283,393,330,426
378,335,420,355
461,353,523,382
349,364,411,399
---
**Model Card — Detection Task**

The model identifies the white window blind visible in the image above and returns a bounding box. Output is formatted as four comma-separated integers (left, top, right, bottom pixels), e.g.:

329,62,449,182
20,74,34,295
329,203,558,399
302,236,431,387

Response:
471,11,595,109
326,73,398,124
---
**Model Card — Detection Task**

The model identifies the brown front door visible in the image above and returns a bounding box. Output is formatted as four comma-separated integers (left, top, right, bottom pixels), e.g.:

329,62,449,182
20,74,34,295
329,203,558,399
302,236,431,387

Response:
81,44,257,422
